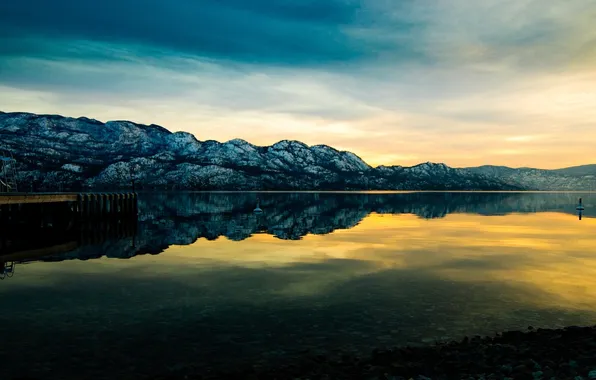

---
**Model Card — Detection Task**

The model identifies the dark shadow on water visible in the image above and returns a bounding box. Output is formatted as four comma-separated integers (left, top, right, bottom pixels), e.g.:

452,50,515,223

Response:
0,209,138,276
1,261,595,380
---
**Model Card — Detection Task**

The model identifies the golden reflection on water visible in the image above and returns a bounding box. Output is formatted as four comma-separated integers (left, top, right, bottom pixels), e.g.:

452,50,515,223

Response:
149,211,596,310
6,211,596,312
3,208,596,380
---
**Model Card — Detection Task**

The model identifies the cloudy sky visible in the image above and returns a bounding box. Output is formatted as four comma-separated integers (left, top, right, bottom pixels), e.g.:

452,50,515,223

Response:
0,0,594,168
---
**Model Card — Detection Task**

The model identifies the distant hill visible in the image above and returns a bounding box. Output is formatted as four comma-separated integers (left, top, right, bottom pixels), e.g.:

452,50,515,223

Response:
0,111,594,191
465,165,596,191
552,164,596,177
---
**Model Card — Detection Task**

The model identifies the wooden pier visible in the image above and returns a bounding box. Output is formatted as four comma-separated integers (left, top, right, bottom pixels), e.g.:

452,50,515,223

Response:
1,193,139,269
0,193,78,205
0,192,138,221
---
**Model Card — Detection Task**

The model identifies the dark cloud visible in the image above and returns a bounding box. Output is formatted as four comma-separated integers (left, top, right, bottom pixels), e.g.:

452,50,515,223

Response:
0,0,422,66
1,0,594,70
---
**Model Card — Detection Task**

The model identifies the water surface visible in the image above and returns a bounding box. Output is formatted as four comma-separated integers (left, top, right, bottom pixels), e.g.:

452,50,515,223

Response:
1,192,595,379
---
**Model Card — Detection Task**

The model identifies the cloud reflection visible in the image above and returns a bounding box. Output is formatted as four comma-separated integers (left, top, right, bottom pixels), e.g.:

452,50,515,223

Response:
2,200,596,378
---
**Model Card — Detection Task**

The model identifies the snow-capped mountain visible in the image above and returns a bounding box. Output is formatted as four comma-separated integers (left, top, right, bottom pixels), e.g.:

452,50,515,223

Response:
0,111,593,190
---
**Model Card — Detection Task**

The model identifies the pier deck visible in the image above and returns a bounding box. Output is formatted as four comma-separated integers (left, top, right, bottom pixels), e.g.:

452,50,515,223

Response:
0,192,138,221
0,193,78,205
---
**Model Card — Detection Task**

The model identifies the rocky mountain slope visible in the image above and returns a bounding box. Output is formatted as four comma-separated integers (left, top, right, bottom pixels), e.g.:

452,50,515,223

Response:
465,165,596,191
0,111,593,190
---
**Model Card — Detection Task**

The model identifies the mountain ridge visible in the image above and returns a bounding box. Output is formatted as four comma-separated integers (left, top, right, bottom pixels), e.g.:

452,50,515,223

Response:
3,111,593,173
0,111,594,191
462,164,596,174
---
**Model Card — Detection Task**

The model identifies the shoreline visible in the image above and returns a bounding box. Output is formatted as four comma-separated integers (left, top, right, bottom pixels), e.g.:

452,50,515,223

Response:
160,325,596,380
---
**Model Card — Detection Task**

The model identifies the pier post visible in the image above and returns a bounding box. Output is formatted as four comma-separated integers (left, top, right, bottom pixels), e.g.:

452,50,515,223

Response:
103,194,108,216
105,194,112,215
85,194,91,218
77,194,84,219
94,194,101,217
107,194,113,216
77,194,82,217
118,194,124,214
101,194,107,215
97,194,103,218
115,194,121,215
122,193,128,214
88,194,95,218
111,194,116,215
113,194,119,214
83,194,91,219
125,193,131,214
112,194,118,215
133,193,138,215
93,194,101,218
94,194,100,217
85,194,91,219
102,194,107,217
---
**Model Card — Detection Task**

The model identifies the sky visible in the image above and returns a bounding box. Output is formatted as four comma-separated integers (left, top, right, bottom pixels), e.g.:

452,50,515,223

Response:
0,0,594,169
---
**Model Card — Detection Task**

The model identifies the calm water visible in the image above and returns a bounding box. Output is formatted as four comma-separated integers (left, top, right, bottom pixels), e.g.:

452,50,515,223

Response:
1,192,595,379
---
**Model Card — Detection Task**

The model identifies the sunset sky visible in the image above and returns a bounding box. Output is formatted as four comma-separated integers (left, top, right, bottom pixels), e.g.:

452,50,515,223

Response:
0,0,594,168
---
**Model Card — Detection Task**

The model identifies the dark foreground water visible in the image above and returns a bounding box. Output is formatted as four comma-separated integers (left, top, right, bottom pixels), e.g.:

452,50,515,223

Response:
1,192,595,379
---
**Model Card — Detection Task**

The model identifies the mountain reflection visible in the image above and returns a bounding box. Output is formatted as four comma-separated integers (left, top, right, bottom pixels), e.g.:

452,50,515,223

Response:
0,192,592,264
140,192,593,240
1,193,596,379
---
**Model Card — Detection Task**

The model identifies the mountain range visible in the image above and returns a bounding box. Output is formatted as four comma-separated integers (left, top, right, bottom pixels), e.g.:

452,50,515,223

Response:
0,111,594,191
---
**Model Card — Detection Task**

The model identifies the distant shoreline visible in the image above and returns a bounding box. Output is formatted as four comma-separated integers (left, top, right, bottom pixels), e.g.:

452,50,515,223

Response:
4,189,596,194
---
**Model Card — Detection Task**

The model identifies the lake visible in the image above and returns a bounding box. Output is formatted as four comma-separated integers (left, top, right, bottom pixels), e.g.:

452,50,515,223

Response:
1,192,595,380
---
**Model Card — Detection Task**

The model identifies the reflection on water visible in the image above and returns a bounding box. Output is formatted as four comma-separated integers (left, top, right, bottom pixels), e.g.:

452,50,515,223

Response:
0,192,595,380
0,260,15,279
